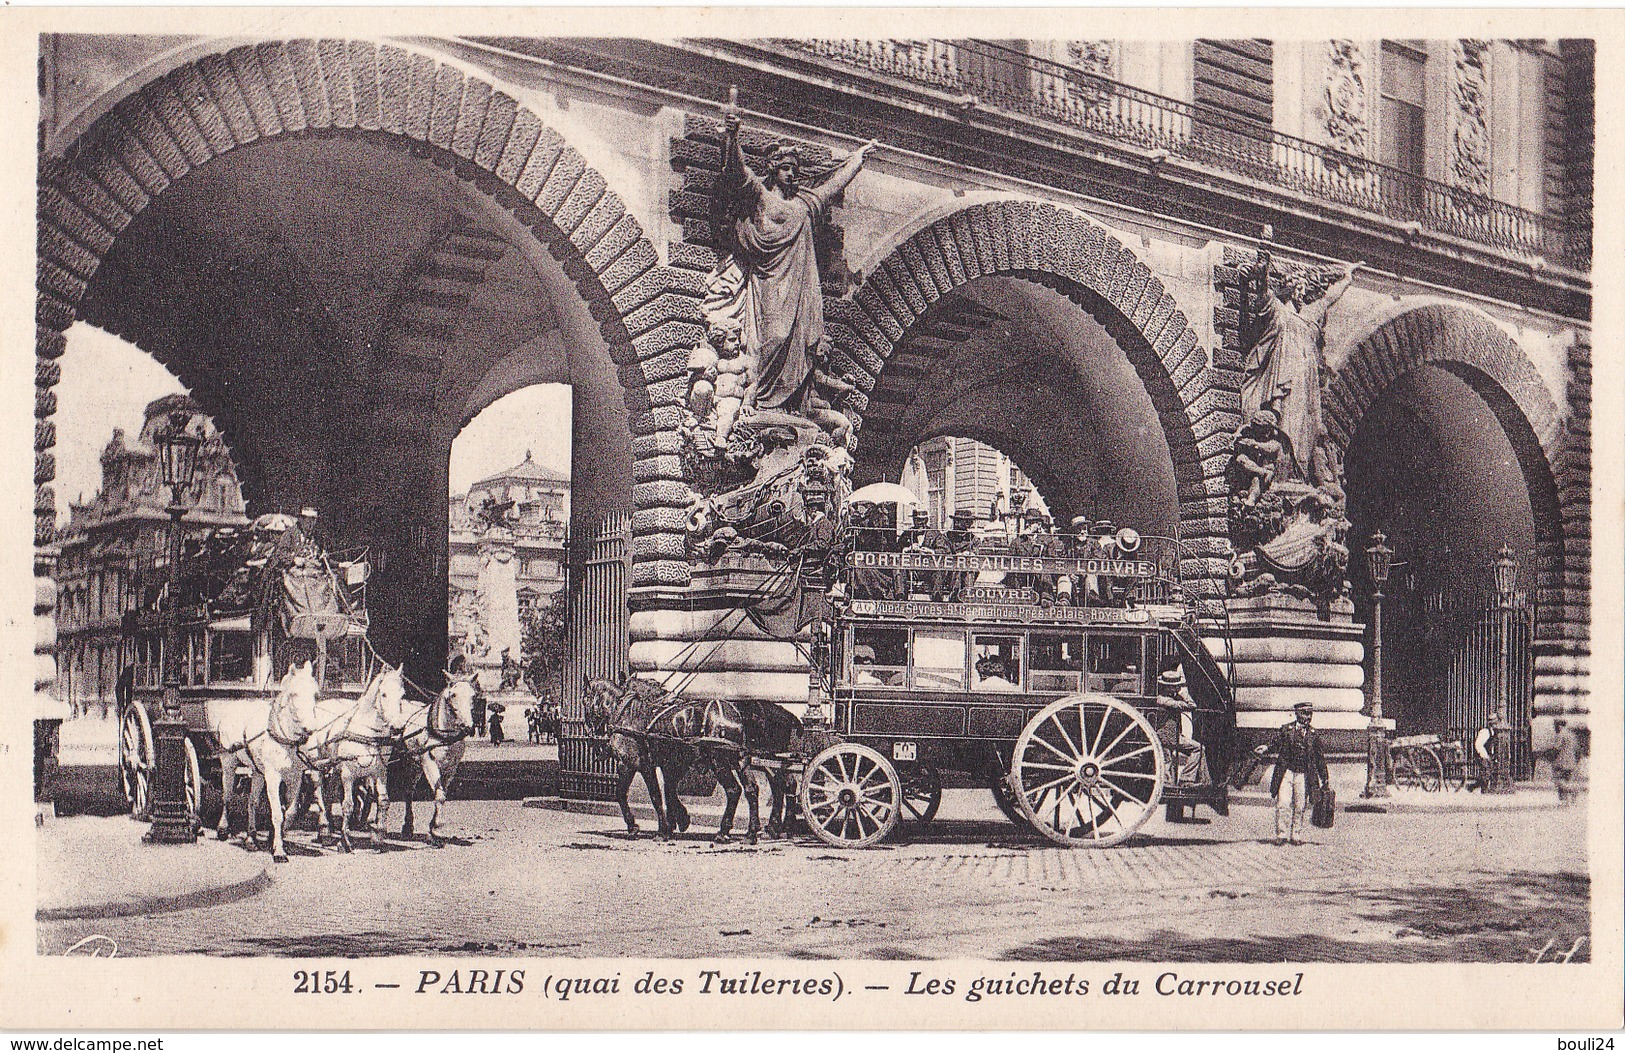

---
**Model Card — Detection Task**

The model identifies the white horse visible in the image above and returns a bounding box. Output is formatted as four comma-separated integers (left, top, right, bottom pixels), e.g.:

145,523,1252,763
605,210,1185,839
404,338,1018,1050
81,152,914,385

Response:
300,665,409,853
207,660,320,863
395,675,476,847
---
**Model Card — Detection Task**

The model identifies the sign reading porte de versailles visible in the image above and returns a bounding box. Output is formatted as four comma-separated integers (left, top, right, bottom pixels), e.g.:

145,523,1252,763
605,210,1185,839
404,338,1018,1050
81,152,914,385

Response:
846,550,1161,579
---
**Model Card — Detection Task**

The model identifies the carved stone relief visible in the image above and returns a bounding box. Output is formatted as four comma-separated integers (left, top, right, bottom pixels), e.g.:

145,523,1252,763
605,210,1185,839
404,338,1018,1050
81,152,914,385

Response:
1323,40,1370,158
1451,39,1492,199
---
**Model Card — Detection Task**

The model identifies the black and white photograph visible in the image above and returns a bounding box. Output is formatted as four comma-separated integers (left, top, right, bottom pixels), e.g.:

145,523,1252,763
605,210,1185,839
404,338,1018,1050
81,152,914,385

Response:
10,11,1620,1032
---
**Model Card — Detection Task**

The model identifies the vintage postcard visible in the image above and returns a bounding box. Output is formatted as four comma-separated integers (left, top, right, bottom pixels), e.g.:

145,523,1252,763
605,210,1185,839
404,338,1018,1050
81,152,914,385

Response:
2,6,1620,1032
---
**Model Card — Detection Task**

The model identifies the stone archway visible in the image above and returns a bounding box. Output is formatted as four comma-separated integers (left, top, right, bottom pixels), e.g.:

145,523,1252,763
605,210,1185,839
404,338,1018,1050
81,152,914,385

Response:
1323,302,1585,723
35,39,706,687
830,199,1235,594
36,39,701,586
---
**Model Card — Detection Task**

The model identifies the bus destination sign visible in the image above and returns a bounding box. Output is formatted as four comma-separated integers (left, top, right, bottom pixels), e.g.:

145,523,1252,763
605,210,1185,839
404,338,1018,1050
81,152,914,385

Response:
847,599,1152,624
846,550,1159,578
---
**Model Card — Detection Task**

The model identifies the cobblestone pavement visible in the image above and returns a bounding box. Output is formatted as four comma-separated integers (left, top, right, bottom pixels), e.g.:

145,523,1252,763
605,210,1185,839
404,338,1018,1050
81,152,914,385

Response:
38,791,1588,962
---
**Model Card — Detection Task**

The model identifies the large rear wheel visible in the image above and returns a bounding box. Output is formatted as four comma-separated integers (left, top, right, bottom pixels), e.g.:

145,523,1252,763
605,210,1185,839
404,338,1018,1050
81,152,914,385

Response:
1012,694,1165,848
798,743,901,849
119,706,155,820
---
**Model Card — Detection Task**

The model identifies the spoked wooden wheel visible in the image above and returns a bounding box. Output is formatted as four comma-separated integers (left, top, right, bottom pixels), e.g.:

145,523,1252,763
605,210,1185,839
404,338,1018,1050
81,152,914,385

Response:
898,763,942,826
1394,748,1443,792
120,707,155,819
183,737,202,824
1012,694,1165,848
798,743,901,848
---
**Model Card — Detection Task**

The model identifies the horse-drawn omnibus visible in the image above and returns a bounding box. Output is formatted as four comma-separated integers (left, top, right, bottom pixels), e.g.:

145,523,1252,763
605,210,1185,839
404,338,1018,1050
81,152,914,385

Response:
116,514,377,827
798,523,1235,848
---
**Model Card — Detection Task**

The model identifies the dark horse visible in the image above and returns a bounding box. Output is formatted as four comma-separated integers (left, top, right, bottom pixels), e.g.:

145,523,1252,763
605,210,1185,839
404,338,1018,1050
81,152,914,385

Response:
582,675,803,844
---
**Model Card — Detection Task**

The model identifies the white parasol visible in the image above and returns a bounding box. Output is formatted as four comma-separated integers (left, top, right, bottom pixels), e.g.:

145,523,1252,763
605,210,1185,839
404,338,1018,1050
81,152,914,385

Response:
847,482,921,508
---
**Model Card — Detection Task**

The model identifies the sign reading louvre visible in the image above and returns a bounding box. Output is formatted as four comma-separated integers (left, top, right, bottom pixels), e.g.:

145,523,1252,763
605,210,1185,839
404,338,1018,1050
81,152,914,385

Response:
847,550,1160,578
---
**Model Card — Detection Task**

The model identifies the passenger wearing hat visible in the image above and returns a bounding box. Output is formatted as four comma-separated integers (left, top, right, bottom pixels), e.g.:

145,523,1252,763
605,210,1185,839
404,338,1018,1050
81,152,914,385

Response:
974,653,1019,693
1254,700,1329,845
1155,667,1209,788
903,509,947,599
941,509,981,600
851,643,883,686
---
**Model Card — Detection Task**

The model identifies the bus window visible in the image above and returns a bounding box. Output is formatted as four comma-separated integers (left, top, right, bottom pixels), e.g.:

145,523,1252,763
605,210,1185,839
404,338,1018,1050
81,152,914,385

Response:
208,630,254,684
911,629,967,691
1088,634,1143,694
972,634,1023,692
851,626,907,687
1030,633,1084,693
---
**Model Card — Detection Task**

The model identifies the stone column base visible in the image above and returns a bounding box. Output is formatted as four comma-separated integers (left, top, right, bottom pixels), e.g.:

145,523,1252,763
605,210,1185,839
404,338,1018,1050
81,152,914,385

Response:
1206,594,1370,756
629,558,813,712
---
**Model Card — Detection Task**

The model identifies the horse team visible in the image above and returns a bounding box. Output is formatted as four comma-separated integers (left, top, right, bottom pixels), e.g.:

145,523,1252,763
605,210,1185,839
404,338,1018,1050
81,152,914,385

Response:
206,666,813,859
205,663,477,862
582,674,816,845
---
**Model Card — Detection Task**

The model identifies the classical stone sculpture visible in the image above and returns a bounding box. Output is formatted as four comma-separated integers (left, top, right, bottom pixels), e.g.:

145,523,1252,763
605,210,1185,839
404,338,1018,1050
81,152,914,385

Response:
1228,407,1292,509
1239,252,1361,483
1228,251,1360,602
679,109,872,564
715,106,877,415
684,317,757,455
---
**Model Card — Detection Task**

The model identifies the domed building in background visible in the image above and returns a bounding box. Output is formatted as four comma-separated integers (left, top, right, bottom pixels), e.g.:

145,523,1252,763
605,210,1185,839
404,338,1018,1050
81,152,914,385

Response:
448,451,569,690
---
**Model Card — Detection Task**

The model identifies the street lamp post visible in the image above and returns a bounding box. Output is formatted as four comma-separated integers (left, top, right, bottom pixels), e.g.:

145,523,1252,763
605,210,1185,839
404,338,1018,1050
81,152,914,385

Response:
1362,530,1393,799
1487,544,1519,795
146,412,203,845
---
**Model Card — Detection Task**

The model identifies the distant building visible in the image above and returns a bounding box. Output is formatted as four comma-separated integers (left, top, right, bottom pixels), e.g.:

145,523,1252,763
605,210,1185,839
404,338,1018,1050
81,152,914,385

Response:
447,451,569,666
902,437,1050,530
53,395,247,716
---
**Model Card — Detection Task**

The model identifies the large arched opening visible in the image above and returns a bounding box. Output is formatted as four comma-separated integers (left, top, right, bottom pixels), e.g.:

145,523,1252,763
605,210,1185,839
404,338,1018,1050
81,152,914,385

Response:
37,41,700,688
835,199,1233,592
854,277,1181,541
1326,304,1569,769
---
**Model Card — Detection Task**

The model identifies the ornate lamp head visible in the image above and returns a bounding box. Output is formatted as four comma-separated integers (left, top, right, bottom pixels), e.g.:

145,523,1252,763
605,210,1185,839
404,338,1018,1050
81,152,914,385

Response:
1493,543,1519,601
1365,529,1393,587
155,411,203,505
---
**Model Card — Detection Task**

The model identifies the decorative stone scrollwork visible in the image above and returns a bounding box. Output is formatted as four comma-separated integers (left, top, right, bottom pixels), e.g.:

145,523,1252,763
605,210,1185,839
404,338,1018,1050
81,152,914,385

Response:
1451,39,1492,202
1323,40,1370,160
1063,41,1115,106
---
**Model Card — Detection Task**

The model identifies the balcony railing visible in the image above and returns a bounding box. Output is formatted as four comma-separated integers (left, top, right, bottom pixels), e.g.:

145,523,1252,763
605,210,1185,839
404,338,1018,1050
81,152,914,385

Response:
778,39,1588,270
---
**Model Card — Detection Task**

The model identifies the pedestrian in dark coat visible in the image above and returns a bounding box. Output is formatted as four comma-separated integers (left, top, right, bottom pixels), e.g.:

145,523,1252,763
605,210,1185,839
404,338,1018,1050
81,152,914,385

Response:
1254,701,1329,844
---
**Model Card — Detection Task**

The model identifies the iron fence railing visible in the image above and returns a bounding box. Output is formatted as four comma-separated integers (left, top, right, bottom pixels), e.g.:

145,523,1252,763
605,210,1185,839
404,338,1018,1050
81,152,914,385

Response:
778,39,1588,269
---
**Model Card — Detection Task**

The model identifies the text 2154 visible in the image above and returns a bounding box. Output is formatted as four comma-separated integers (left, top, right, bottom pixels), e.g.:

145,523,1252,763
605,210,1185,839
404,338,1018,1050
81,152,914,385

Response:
294,970,354,994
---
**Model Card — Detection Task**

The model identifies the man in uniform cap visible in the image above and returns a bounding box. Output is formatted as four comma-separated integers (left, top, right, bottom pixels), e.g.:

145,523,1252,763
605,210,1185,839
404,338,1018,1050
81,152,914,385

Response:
939,509,981,601
1255,700,1329,844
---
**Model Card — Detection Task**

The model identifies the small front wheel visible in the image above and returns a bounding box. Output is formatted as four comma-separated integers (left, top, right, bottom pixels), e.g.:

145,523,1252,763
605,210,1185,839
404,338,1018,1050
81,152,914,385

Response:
798,743,901,848
898,762,942,826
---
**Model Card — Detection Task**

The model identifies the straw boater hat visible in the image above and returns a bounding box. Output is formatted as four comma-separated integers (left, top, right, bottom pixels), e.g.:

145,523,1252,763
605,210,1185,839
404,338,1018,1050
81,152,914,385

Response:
1070,515,1093,533
1092,520,1116,537
1158,668,1187,691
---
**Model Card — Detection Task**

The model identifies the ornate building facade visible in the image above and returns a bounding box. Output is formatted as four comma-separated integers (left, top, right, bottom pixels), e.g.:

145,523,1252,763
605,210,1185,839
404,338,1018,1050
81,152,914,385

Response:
34,35,1592,773
447,452,569,682
52,395,248,716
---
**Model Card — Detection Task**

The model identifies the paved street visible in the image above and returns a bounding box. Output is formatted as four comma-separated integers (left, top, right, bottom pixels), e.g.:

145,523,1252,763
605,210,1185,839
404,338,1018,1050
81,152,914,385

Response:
38,787,1589,963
